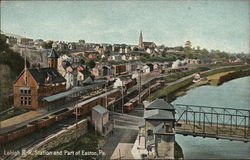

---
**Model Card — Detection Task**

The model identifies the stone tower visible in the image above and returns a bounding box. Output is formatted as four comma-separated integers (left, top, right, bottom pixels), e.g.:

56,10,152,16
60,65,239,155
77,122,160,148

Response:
48,48,59,69
138,30,144,49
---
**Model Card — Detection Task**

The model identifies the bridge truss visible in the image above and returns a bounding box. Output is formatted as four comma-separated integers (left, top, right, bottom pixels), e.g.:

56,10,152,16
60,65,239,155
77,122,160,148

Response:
174,104,250,142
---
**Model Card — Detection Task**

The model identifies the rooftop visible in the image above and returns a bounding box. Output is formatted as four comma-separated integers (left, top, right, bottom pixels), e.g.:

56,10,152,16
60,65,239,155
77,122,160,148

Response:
144,99,175,111
144,109,174,120
92,105,109,115
48,48,59,58
28,67,66,85
42,84,102,102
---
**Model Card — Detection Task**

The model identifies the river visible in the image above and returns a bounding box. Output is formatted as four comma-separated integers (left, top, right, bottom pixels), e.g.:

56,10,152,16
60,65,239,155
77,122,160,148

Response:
172,76,250,159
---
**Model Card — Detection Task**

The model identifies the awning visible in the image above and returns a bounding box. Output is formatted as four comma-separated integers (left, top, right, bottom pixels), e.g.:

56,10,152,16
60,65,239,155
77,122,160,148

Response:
42,84,101,102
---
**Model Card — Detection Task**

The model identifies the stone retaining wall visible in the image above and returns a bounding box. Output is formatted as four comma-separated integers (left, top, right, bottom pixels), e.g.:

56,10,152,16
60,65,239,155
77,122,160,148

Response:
21,119,88,160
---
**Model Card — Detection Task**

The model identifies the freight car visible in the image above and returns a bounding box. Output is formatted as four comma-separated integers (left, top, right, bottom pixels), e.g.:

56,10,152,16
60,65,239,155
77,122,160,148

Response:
123,82,162,112
124,78,137,90
74,89,121,115
0,89,121,144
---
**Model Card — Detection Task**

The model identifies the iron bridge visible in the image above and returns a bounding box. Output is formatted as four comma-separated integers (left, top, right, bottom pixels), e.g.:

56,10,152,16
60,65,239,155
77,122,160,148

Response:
174,104,250,142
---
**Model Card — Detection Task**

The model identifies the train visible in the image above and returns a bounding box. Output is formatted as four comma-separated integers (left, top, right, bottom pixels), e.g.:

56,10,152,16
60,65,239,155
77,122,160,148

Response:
123,82,162,112
0,89,121,144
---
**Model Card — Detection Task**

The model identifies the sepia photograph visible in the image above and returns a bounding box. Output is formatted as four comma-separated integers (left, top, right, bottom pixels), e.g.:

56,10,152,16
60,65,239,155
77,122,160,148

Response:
0,0,249,159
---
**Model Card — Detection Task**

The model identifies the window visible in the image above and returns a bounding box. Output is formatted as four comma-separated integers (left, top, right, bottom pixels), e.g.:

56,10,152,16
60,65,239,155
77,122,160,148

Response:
19,87,31,94
20,96,31,106
24,97,27,105
21,97,24,105
147,130,153,136
28,97,31,105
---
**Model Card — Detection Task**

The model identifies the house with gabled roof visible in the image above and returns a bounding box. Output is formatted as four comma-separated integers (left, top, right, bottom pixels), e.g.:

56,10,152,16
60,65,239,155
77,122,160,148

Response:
143,98,175,114
13,49,66,110
137,99,175,159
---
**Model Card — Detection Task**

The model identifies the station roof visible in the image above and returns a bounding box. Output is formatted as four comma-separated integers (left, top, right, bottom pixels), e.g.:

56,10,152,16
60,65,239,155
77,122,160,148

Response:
145,99,175,111
42,84,100,102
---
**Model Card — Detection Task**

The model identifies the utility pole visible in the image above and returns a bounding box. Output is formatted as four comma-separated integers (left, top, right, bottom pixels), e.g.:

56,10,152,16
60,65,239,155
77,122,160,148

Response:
75,101,79,141
138,67,142,104
105,81,108,108
121,81,124,114
148,80,151,102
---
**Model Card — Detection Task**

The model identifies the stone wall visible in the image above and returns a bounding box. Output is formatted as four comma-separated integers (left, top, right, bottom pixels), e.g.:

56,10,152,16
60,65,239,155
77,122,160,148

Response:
21,119,88,160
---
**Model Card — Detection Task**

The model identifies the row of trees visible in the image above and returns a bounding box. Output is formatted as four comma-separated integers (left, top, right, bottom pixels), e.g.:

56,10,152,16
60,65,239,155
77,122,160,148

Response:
183,40,230,61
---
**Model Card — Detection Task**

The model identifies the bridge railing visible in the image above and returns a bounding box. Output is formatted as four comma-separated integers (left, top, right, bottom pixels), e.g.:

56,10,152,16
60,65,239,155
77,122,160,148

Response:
173,104,250,140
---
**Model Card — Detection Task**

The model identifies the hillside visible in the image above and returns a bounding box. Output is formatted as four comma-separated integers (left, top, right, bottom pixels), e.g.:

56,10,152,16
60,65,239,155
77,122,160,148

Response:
0,34,27,110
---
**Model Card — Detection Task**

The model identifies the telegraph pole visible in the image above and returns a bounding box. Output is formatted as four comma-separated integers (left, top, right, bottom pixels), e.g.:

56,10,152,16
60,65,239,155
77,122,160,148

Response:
138,65,142,104
148,80,151,102
121,81,124,114
75,101,79,141
105,81,108,108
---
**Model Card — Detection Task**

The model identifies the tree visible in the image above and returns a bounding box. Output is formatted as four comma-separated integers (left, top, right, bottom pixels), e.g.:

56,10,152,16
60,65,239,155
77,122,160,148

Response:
200,48,209,55
87,60,96,69
80,59,85,65
196,46,201,54
0,34,9,52
184,40,192,58
41,41,53,49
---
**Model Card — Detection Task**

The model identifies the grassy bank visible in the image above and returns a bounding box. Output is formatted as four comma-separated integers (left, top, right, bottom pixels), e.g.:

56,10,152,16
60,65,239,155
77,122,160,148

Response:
165,67,209,83
150,77,193,102
150,65,250,103
208,69,250,86
201,65,250,77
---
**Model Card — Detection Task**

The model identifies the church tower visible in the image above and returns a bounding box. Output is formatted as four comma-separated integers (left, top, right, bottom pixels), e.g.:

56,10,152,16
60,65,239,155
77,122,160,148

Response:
48,48,58,69
138,30,144,49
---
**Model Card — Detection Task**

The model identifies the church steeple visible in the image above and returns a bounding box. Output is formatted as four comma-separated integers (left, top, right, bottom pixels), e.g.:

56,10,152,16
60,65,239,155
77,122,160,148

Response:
138,30,144,49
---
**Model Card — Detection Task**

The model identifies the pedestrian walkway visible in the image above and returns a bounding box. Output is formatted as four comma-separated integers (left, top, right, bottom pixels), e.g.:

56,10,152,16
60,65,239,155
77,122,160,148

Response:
111,143,134,159
0,110,46,128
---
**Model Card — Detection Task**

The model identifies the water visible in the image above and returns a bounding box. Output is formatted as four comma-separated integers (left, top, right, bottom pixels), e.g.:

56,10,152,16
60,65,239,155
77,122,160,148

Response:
172,76,250,159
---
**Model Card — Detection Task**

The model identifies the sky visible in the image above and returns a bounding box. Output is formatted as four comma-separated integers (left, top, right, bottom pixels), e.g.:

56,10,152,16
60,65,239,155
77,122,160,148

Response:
1,0,249,53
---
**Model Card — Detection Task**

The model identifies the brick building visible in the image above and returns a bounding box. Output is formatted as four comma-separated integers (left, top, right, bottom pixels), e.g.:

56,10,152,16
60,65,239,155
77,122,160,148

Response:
112,64,127,76
13,49,66,110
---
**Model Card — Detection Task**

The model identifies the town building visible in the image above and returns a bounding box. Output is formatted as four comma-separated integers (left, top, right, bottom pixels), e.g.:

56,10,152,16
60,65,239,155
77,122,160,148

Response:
138,31,157,50
112,64,127,76
91,65,111,78
108,53,122,61
137,99,176,159
13,49,66,110
6,36,17,46
17,38,34,46
48,48,59,68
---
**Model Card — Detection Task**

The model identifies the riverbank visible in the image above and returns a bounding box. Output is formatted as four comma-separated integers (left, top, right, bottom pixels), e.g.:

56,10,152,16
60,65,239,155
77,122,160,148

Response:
150,65,250,103
146,65,250,159
173,76,250,159
207,69,250,86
